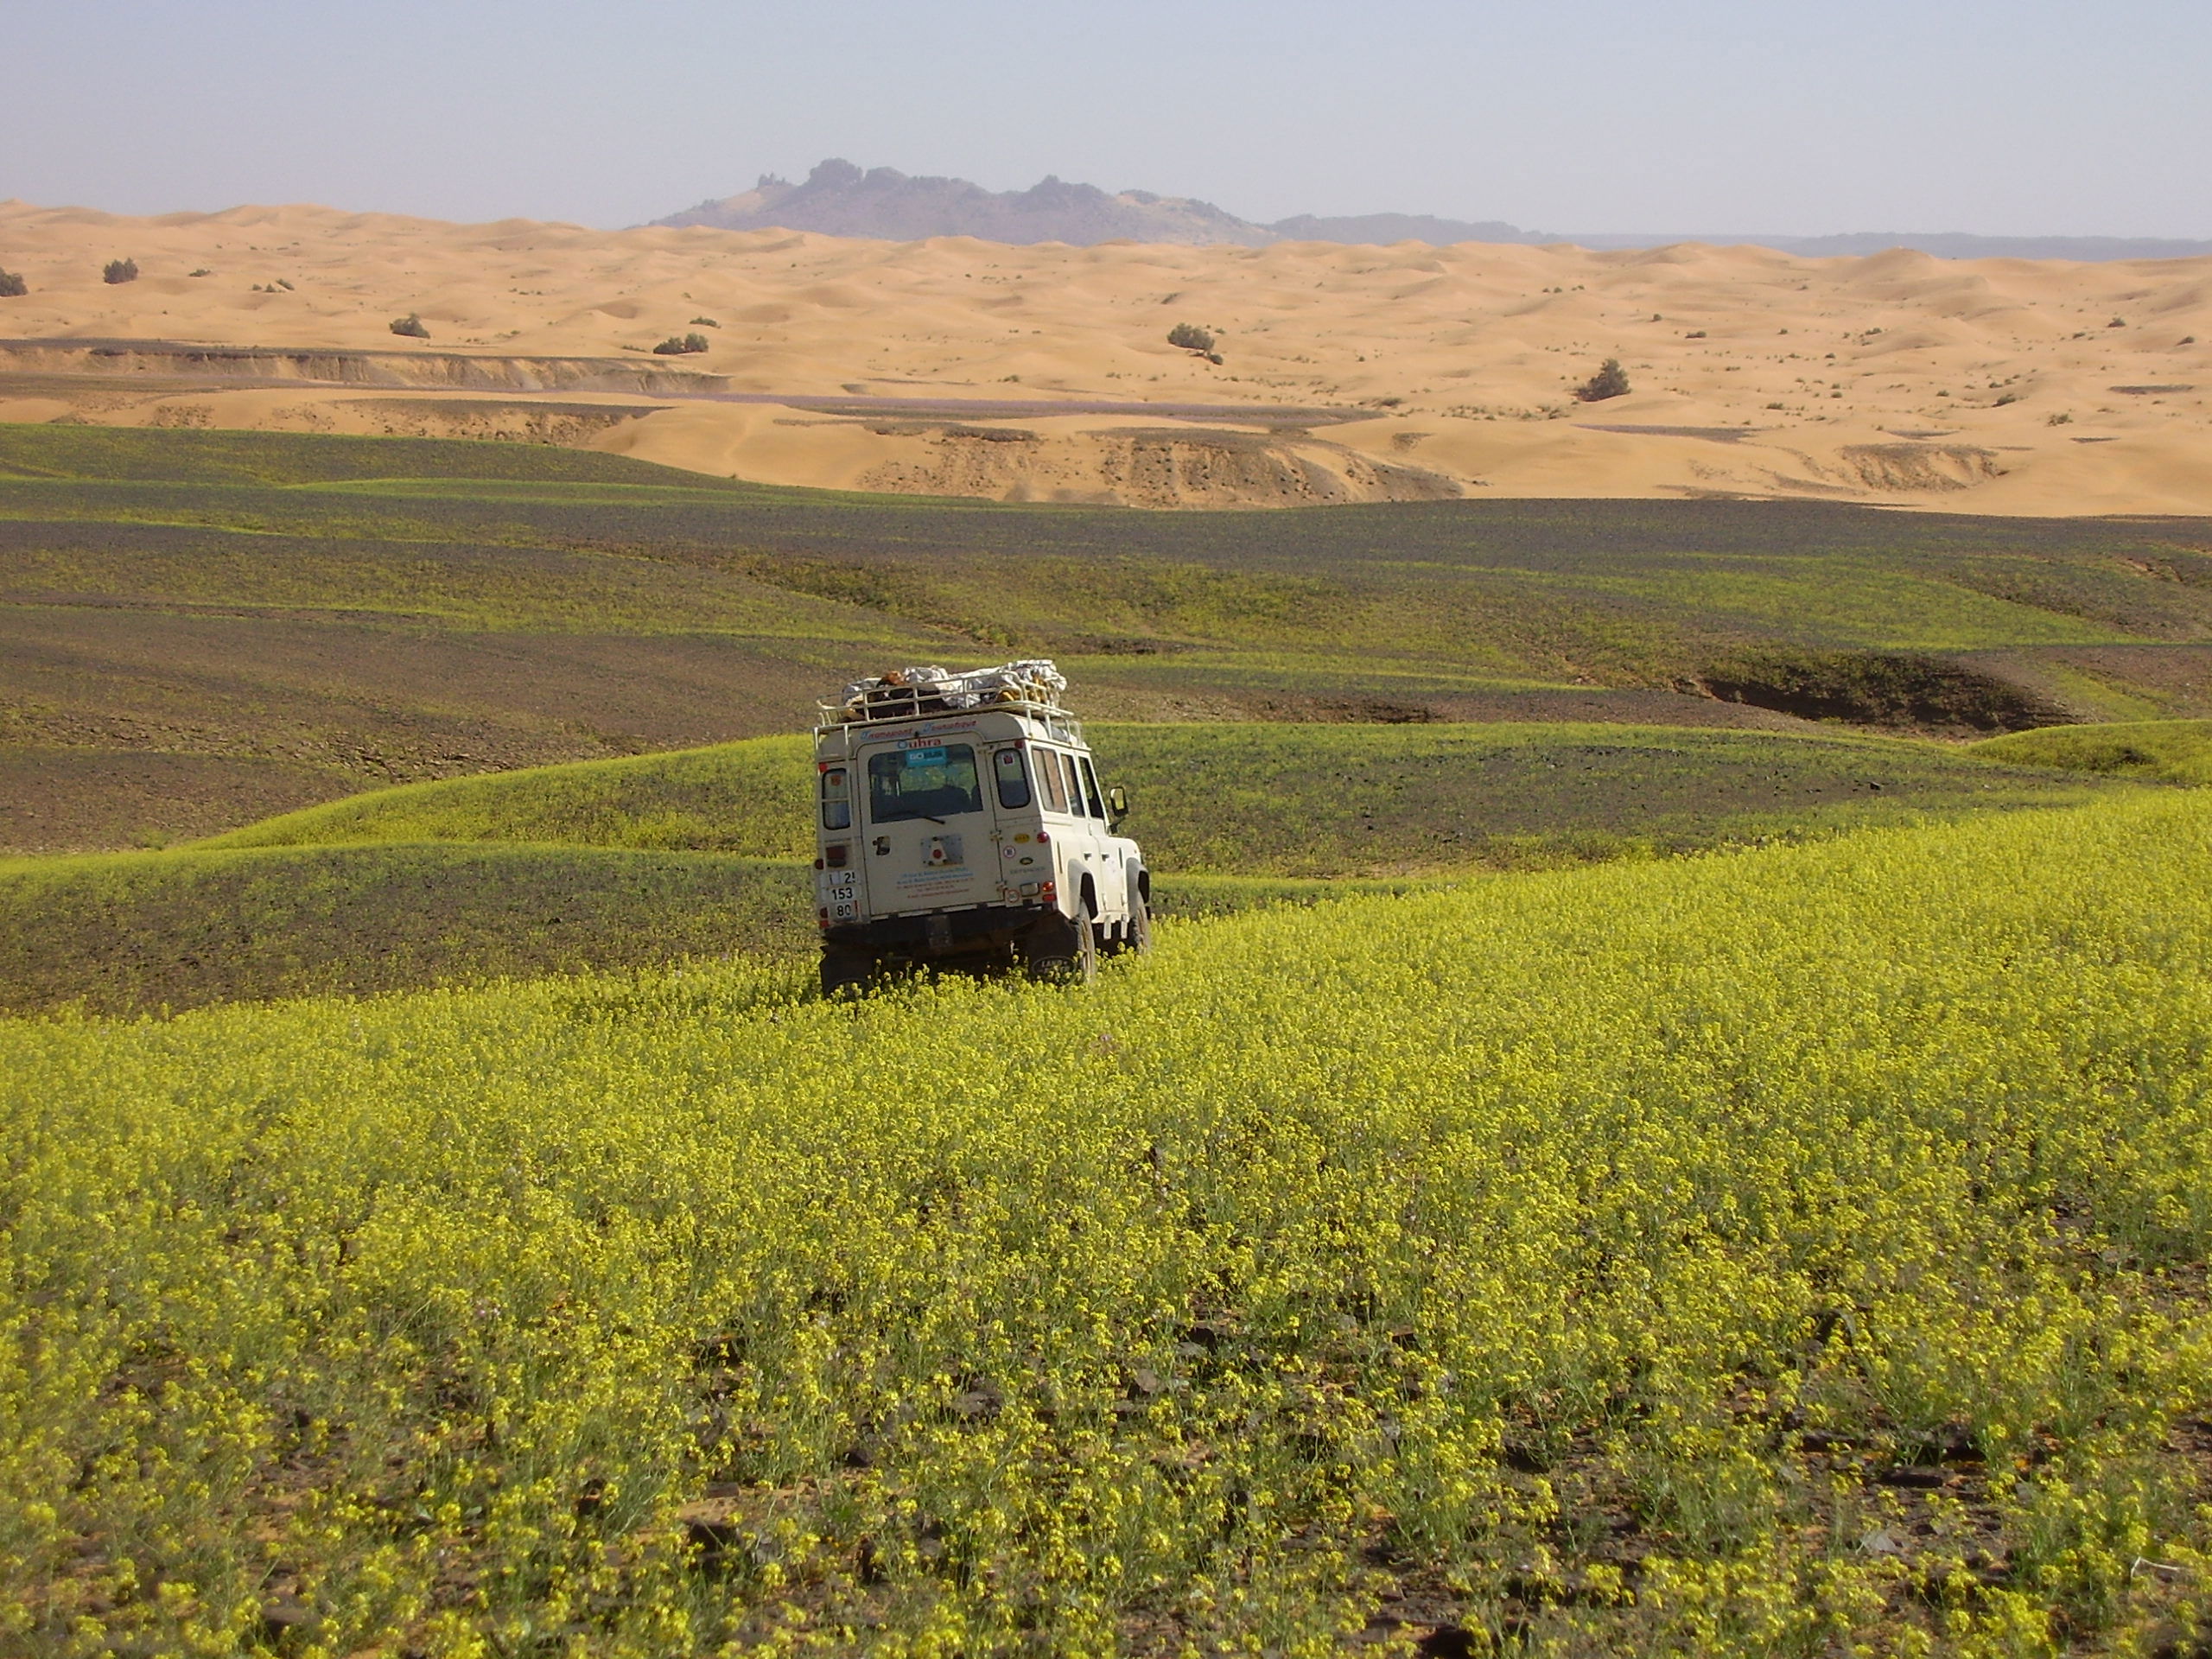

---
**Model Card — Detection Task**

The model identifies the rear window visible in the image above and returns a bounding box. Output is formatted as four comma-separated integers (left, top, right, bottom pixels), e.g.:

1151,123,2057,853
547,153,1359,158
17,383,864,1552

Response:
819,765,852,830
992,746,1033,809
868,743,983,823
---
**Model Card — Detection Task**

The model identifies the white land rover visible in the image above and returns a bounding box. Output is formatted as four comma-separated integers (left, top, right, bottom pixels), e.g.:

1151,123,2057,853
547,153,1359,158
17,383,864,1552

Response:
811,660,1149,994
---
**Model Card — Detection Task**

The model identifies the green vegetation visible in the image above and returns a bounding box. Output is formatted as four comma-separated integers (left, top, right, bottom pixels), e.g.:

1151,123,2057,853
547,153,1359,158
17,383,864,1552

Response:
0,844,1406,1017
101,257,138,285
1166,323,1222,361
0,424,735,486
6,792,2211,1653
389,313,429,338
0,843,810,1015
4,423,2211,851
0,268,25,298
213,721,2129,875
0,720,2108,1014
1972,717,2212,784
6,425,2212,1647
1694,649,2061,733
1573,357,1630,402
1094,721,2113,874
652,333,711,355
208,736,820,858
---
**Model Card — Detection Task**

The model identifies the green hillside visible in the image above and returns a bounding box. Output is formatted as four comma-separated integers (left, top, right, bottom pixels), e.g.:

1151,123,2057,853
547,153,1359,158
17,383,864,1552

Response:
7,792,2209,1655
0,720,2126,1015
0,843,809,1016
0,839,1379,1017
1971,717,2212,784
212,721,2118,876
0,721,2123,1021
7,424,2212,850
207,735,820,858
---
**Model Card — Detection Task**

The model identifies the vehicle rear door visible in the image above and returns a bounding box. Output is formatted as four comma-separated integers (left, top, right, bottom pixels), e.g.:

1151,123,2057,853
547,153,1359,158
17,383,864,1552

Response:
859,736,995,914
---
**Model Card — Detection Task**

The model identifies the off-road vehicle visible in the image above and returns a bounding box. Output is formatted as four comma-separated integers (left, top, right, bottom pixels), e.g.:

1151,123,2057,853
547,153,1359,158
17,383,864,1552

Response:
813,661,1148,994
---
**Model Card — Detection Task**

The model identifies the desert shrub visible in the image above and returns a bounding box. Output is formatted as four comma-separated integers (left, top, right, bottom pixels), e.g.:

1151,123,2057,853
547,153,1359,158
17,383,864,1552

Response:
653,333,711,356
0,269,25,298
1573,357,1630,402
389,315,430,339
102,258,138,285
1166,322,1217,354
690,316,720,327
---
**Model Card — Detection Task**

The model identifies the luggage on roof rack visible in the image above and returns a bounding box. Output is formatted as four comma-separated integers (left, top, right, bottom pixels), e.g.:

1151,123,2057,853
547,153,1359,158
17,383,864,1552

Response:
822,659,1070,725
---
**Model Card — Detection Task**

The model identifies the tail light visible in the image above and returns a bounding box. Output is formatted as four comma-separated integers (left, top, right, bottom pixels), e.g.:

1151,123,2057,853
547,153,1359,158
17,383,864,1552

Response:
1039,880,1057,903
817,907,830,928
1036,830,1051,845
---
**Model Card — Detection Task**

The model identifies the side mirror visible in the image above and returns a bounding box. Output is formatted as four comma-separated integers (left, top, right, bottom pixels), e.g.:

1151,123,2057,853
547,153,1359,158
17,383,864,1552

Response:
1106,784,1129,821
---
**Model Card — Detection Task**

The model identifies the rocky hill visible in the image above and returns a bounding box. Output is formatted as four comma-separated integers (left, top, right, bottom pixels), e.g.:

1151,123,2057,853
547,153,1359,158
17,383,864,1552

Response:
652,159,1274,246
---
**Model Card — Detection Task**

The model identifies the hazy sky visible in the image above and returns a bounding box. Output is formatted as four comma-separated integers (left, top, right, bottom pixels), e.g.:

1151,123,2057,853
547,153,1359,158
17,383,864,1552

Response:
5,0,2208,235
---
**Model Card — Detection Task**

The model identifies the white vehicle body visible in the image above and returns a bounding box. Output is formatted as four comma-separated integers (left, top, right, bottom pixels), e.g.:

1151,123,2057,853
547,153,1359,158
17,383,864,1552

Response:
811,663,1147,990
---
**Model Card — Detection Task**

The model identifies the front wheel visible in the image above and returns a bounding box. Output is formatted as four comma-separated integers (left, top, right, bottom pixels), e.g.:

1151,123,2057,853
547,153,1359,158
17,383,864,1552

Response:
1122,893,1152,956
1104,892,1152,957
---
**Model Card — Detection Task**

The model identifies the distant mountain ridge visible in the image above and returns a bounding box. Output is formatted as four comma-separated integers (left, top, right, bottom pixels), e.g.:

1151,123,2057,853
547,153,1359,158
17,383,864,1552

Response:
649,158,2212,262
652,159,1273,247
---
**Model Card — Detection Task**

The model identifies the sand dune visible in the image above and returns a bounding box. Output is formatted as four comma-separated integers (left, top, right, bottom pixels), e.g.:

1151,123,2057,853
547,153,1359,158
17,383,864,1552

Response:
1,198,2207,512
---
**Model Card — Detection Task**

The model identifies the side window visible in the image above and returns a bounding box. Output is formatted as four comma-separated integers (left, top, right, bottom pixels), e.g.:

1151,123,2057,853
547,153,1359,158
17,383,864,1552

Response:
1058,752,1083,815
992,746,1033,809
820,765,851,830
1078,756,1106,820
1037,748,1067,813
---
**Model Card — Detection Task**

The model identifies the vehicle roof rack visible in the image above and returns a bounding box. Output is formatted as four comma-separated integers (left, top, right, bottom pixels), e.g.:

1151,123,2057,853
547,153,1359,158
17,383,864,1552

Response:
817,659,1073,727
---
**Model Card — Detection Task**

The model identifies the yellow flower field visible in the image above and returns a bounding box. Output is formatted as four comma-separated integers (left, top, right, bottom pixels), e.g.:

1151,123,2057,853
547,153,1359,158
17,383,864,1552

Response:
4,791,2210,1655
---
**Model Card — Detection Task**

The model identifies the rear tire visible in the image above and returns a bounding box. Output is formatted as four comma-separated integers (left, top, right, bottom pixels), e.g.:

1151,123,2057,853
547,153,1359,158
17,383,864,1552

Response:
819,946,874,998
1021,912,1096,986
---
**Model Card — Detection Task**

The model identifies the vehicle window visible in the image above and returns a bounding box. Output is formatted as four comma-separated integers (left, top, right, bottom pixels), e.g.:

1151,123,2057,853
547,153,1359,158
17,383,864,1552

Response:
1078,756,1107,820
1037,748,1067,813
820,765,851,830
1058,752,1083,814
867,743,983,823
992,746,1033,810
